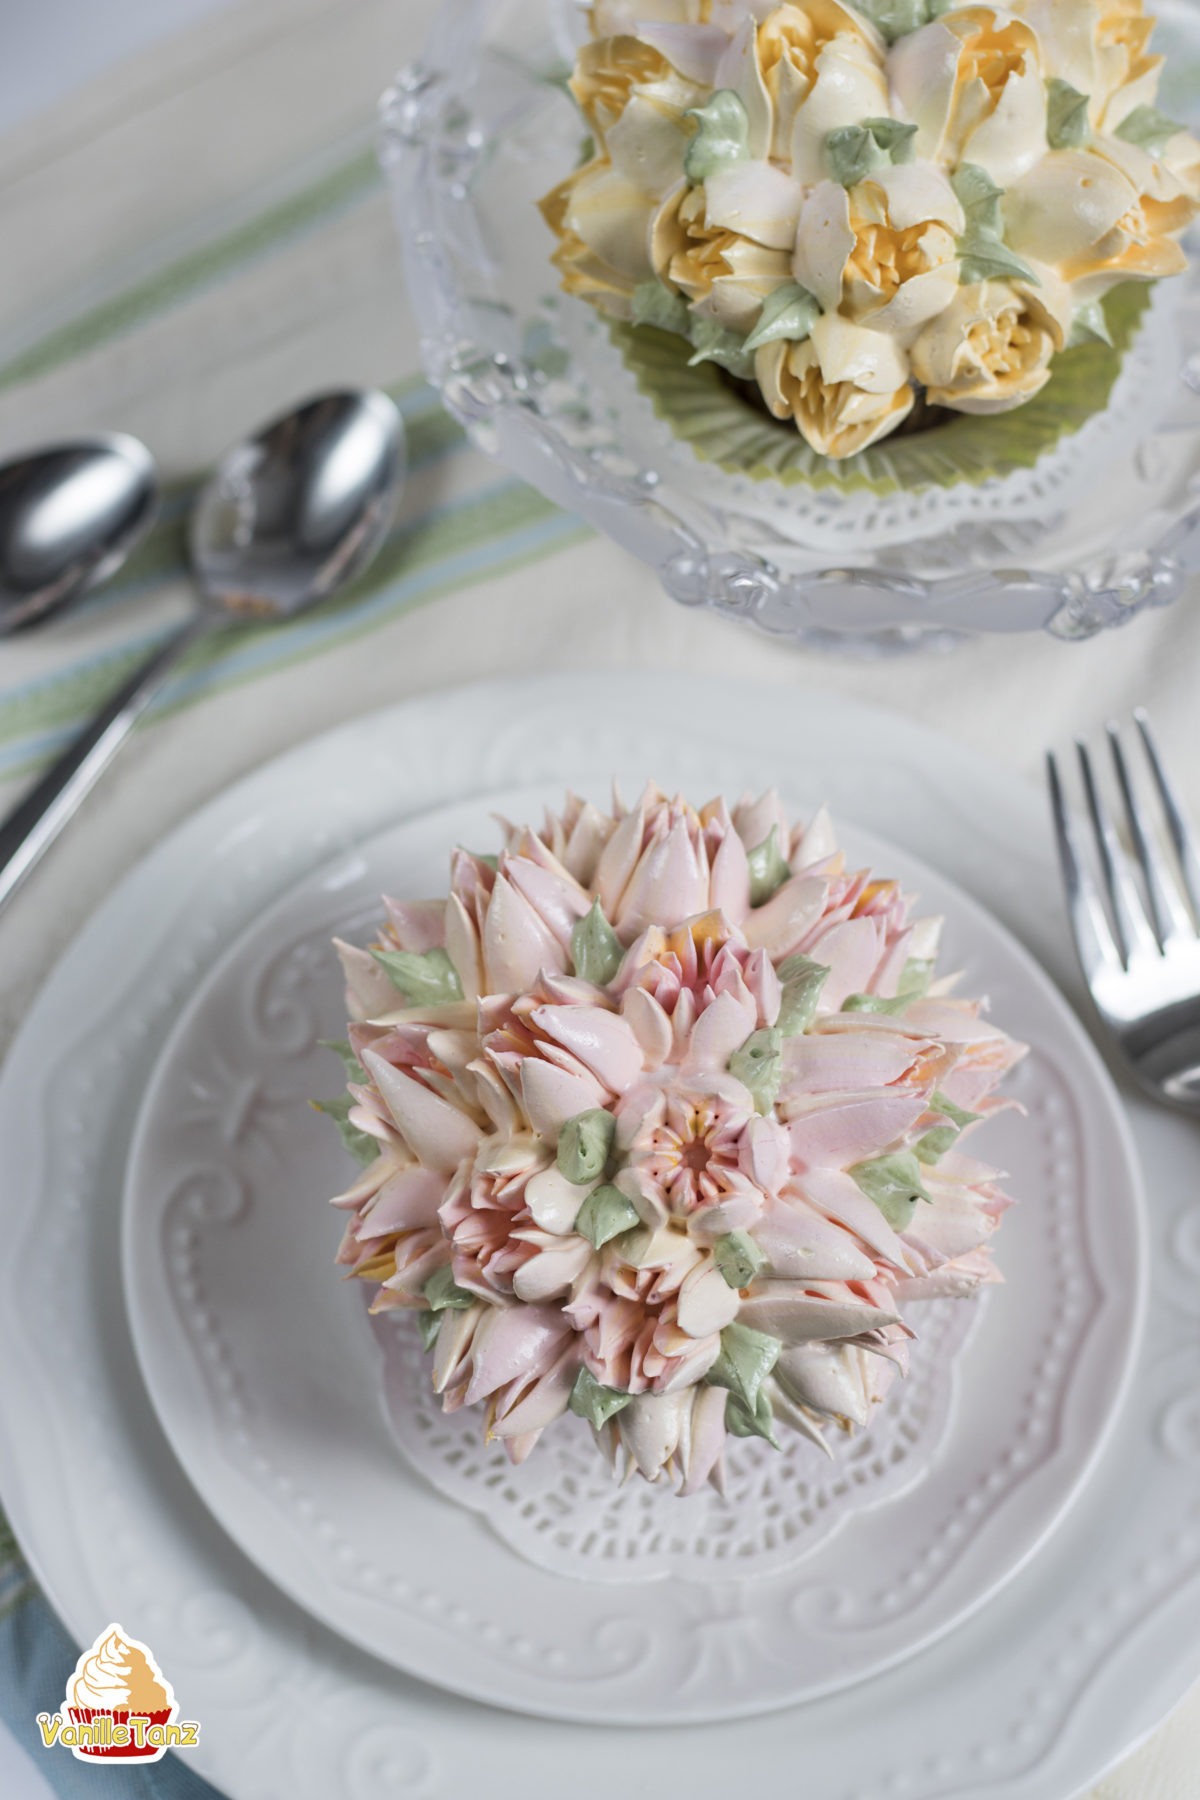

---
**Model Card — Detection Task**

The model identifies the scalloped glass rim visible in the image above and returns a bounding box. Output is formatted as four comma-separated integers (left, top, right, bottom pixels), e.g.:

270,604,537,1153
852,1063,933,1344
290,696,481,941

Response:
611,284,1153,497
382,0,1200,649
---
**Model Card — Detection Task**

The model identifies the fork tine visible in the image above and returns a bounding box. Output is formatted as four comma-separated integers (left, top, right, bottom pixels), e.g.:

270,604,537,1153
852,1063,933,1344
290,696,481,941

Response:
1107,720,1193,948
1076,737,1158,966
1046,750,1124,985
1134,708,1200,928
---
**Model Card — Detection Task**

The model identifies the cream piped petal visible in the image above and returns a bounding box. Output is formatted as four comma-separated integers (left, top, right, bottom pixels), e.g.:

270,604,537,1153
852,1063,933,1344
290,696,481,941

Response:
703,159,806,250
362,1050,483,1172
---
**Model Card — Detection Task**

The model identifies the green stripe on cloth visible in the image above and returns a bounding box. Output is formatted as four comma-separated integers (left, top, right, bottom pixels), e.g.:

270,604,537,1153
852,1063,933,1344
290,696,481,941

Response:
0,477,590,782
0,148,382,396
0,387,477,754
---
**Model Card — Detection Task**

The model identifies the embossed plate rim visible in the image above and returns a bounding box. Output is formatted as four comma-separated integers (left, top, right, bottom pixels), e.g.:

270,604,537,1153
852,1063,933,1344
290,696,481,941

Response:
118,790,1121,1721
0,673,1190,1800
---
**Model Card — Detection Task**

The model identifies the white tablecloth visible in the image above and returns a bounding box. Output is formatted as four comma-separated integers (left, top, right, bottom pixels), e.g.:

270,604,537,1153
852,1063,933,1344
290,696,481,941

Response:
0,1,1198,1795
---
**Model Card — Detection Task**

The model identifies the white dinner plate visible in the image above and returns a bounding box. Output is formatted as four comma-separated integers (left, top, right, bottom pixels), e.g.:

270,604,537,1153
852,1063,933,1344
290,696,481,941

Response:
0,673,1197,1800
120,785,1142,1723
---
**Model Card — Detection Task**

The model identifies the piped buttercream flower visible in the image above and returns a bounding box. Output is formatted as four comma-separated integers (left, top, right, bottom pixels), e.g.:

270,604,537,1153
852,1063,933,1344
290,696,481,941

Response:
888,7,1049,187
794,166,964,339
321,787,1026,1492
651,180,795,330
754,2,890,180
910,277,1067,411
755,314,915,455
538,157,657,321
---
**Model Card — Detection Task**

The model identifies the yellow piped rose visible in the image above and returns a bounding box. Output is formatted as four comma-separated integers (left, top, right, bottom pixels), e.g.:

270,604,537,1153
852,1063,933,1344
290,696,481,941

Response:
910,278,1066,412
756,314,915,455
889,7,1048,187
651,182,794,332
539,158,656,321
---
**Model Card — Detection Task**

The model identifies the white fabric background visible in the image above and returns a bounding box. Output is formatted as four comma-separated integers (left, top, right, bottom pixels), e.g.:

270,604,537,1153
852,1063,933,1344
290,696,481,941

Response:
0,2,1198,1797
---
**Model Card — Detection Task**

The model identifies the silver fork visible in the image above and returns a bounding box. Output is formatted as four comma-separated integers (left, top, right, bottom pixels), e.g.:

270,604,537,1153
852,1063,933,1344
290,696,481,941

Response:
1047,711,1200,1110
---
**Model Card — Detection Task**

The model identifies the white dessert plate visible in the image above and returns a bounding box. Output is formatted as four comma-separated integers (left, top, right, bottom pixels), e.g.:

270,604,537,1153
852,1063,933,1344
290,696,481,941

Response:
120,785,1140,1724
0,675,1197,1800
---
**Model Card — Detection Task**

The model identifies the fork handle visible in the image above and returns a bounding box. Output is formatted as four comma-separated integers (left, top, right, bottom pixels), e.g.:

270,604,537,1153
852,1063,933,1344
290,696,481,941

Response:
0,611,218,915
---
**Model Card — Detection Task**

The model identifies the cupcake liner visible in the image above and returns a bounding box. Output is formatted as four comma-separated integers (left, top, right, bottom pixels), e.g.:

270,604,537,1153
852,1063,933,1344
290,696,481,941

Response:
609,283,1152,497
67,1705,174,1758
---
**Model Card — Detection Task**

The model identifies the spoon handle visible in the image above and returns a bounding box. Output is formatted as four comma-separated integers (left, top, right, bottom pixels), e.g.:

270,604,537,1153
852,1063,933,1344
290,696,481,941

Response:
0,612,218,914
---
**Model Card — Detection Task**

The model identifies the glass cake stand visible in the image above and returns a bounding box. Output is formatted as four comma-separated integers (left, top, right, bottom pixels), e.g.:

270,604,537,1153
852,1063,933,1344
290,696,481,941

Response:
382,0,1200,653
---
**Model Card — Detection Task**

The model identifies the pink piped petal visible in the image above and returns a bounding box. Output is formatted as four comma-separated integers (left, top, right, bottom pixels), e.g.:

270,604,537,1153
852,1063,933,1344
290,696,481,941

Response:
482,874,570,995
531,1004,645,1094
382,897,446,952
359,1166,448,1236
786,1090,928,1170
804,916,885,1010
464,1305,573,1405
519,1056,606,1138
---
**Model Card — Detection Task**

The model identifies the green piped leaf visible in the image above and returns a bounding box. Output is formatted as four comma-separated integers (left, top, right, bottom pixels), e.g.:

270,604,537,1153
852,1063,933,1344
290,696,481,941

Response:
310,1094,377,1167
557,1109,616,1185
568,1366,633,1428
843,991,913,1016
319,1038,366,1084
1068,297,1114,348
952,162,1040,288
571,899,624,986
953,163,1006,233
687,316,755,380
683,89,751,183
1047,79,1091,150
728,1027,784,1114
704,1320,781,1412
849,1150,931,1231
423,1264,477,1312
743,282,821,353
959,240,1042,286
575,1182,640,1249
725,1386,781,1447
632,277,692,339
714,1230,768,1289
930,1089,982,1131
826,122,890,188
827,116,919,186
747,826,790,905
370,945,463,1006
865,116,919,163
853,0,938,44
1115,105,1185,156
915,1089,982,1164
897,957,933,997
776,954,830,1036
417,1310,443,1352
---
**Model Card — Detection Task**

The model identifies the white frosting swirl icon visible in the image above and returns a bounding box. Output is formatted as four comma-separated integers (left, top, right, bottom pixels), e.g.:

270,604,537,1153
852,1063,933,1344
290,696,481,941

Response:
68,1628,170,1713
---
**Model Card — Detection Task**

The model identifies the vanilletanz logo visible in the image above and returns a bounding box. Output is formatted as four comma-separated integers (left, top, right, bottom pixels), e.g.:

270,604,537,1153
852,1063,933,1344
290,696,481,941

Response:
37,1622,200,1763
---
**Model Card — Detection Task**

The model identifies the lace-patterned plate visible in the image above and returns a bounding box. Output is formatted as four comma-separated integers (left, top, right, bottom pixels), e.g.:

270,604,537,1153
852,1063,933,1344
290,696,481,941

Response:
4,676,1193,1797
121,780,1141,1720
376,1291,978,1585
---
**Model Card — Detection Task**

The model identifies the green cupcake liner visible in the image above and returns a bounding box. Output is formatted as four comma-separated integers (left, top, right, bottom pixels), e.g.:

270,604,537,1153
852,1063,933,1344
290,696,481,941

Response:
609,283,1153,497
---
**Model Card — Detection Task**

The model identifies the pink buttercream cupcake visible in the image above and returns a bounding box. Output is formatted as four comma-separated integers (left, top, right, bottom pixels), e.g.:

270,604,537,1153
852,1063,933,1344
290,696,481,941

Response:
320,785,1025,1493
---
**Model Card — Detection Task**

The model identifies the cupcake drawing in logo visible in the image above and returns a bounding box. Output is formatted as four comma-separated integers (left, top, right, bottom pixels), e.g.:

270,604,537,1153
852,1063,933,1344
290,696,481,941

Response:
37,1622,200,1762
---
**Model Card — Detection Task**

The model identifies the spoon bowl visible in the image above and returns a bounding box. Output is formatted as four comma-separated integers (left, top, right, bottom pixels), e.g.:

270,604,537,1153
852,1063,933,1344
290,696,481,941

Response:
190,390,404,617
0,433,158,635
0,389,404,914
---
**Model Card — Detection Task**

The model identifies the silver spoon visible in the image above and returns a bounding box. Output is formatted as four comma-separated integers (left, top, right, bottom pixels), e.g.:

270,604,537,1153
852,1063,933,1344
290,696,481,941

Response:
0,389,404,914
0,433,158,634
